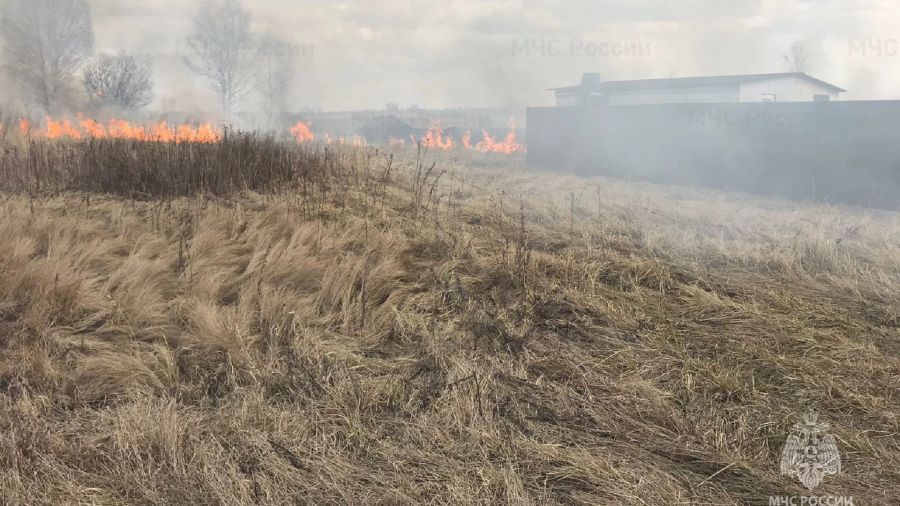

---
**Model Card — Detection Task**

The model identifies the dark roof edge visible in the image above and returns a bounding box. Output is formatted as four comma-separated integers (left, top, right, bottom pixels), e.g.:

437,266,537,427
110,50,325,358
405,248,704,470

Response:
549,73,846,93
798,73,847,93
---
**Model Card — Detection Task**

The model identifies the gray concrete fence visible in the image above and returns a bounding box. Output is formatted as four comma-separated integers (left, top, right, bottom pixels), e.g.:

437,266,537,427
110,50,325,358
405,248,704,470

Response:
527,101,900,209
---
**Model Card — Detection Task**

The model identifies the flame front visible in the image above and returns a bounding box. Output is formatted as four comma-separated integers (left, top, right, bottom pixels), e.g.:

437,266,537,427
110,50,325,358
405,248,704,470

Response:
462,131,472,150
8,115,526,154
47,118,82,140
475,119,525,154
290,121,314,143
476,129,524,154
413,119,524,153
32,116,222,143
421,123,453,150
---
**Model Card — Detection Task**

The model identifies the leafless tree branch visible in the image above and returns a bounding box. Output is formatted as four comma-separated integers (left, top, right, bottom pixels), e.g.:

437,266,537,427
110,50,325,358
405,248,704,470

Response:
83,52,154,111
0,0,95,111
184,0,257,114
257,33,297,127
783,40,810,73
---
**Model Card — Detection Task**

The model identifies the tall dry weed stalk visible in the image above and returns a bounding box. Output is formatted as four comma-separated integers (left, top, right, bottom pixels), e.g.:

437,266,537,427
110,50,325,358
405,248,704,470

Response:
0,134,340,200
409,144,445,224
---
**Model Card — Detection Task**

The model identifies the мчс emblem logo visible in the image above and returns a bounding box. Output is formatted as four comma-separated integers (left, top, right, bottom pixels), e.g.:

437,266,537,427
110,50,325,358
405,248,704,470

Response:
779,412,841,490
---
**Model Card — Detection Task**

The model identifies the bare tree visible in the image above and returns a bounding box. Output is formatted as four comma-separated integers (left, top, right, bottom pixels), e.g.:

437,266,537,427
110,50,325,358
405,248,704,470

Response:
83,53,154,111
257,33,297,127
783,40,810,73
185,0,257,114
0,0,95,111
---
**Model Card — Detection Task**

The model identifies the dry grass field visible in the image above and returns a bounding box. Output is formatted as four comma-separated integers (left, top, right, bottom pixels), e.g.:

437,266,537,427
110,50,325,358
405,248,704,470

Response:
0,138,898,504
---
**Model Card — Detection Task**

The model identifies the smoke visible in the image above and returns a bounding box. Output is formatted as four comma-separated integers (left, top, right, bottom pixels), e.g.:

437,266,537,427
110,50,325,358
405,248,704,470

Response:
6,0,900,113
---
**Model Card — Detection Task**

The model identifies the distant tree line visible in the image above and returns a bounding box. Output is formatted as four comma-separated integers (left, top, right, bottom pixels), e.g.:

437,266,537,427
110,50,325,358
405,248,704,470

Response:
0,0,299,120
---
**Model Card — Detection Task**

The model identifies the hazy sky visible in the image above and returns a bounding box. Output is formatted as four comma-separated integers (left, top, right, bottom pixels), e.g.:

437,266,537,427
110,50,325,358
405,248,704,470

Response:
86,0,900,111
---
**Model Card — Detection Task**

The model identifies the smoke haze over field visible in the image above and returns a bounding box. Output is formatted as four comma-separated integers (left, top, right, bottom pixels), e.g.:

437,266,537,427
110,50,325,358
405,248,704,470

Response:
8,0,900,111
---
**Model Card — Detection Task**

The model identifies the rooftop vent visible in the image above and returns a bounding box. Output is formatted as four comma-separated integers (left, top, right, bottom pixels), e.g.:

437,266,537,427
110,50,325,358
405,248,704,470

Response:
580,73,602,91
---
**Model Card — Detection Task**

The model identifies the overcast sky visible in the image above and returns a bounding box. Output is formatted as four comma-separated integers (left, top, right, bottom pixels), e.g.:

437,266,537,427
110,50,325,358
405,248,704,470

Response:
88,0,900,111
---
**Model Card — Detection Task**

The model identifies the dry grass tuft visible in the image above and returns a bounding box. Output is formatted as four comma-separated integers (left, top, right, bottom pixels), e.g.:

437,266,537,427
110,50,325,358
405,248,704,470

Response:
0,141,898,504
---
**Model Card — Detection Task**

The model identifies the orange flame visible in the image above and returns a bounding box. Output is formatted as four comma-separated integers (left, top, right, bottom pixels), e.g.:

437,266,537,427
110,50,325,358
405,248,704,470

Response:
475,119,524,154
79,117,106,138
30,116,222,143
420,123,453,150
408,119,523,154
462,131,472,150
47,118,82,140
12,115,524,153
290,121,314,143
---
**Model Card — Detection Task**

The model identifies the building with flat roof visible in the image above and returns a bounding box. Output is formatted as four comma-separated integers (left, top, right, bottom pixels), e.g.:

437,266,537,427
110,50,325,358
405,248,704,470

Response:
551,72,846,106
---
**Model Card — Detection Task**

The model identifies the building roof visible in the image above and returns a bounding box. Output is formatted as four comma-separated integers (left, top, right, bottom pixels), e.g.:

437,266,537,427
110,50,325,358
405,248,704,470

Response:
550,72,846,94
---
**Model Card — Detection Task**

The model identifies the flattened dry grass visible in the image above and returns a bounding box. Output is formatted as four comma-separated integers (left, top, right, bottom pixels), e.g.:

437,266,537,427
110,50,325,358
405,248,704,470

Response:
0,144,898,505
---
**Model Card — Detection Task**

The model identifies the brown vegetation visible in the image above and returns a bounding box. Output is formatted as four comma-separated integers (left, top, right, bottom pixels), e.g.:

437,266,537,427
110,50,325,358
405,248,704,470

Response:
0,140,898,504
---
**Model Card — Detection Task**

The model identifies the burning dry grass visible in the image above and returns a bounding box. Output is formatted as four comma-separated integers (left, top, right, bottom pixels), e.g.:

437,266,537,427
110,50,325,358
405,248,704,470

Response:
0,141,898,504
